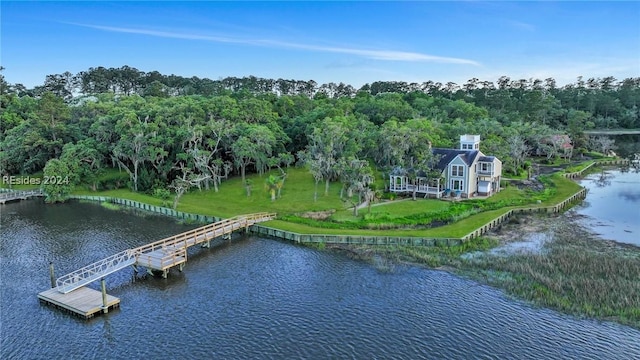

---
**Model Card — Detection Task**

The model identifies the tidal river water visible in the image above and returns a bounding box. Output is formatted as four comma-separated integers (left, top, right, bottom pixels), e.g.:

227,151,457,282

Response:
575,169,640,246
1,200,639,359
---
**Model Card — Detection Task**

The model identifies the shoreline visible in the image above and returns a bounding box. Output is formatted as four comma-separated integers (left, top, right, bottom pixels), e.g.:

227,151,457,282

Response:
329,212,640,329
10,163,638,328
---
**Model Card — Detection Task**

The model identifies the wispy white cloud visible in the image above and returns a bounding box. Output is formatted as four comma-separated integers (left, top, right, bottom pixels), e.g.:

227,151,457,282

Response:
507,20,536,32
72,23,481,66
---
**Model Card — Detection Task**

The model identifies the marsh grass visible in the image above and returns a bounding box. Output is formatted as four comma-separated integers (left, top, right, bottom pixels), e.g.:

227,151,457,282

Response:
464,218,640,328
340,236,499,268
100,201,122,211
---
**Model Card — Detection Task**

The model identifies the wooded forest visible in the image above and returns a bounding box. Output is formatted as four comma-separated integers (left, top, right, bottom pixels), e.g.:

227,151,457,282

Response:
1,66,638,203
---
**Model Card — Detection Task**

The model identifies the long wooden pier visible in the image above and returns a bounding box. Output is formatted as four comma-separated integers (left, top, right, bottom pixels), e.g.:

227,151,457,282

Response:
0,189,43,204
38,212,276,318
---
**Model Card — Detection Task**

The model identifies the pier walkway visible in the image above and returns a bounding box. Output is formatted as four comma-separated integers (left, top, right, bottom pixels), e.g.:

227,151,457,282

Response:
39,212,276,317
0,189,43,204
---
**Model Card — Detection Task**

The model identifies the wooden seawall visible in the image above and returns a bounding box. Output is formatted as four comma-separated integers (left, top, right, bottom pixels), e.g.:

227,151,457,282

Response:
70,195,221,223
562,159,630,179
249,187,589,246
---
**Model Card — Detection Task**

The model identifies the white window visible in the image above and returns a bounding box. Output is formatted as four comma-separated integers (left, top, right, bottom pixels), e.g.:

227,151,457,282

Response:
481,163,490,172
452,165,464,177
452,179,463,191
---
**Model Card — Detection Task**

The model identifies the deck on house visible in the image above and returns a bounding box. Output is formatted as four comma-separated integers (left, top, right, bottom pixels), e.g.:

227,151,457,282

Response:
38,287,120,319
389,184,445,198
40,212,276,318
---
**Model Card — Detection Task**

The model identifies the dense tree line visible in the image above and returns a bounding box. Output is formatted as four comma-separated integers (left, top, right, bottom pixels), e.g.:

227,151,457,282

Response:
1,66,638,203
3,66,638,131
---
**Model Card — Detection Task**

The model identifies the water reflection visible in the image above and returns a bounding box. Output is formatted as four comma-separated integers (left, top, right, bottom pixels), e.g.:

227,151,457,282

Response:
577,169,640,245
619,190,640,202
594,170,613,187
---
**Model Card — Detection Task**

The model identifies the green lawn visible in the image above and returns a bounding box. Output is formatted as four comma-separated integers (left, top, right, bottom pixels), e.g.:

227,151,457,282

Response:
75,167,348,218
541,175,582,206
1,173,43,190
67,166,586,239
331,198,451,222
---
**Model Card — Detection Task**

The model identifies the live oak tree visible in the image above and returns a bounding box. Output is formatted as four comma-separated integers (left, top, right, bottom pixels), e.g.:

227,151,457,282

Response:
59,139,103,191
337,157,374,216
2,68,639,197
42,158,76,203
231,124,276,184
112,113,158,192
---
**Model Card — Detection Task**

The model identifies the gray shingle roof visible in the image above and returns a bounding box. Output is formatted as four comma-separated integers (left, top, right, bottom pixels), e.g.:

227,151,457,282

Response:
478,155,496,162
432,148,480,170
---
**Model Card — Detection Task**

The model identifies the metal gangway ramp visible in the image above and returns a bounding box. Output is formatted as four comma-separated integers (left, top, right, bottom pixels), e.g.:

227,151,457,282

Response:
53,212,276,294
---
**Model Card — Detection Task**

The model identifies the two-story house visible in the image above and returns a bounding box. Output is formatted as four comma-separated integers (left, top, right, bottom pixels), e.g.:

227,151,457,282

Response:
389,135,502,198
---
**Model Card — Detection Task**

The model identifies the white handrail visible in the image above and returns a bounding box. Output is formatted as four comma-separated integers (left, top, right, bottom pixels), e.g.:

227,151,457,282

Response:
53,213,276,293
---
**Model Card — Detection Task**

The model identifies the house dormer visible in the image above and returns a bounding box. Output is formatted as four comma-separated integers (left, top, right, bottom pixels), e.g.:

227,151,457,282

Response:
460,134,480,150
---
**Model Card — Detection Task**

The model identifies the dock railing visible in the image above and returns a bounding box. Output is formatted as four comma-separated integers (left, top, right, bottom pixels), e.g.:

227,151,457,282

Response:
56,250,137,293
53,212,276,293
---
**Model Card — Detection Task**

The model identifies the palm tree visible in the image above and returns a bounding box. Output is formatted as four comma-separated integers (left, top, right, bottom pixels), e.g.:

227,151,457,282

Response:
264,175,280,201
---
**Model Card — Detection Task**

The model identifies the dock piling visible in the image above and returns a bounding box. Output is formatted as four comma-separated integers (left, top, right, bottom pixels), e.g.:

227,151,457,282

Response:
101,278,108,314
49,262,56,288
39,213,276,318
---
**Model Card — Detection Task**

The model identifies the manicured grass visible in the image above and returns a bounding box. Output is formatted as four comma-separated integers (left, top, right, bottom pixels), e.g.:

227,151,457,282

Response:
74,188,166,206
332,198,451,222
0,173,43,190
481,186,527,203
540,175,582,206
71,167,585,239
75,167,348,218
563,160,595,174
178,168,347,217
257,207,512,238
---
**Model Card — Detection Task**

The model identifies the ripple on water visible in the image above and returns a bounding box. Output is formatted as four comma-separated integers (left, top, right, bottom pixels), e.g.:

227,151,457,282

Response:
1,200,640,359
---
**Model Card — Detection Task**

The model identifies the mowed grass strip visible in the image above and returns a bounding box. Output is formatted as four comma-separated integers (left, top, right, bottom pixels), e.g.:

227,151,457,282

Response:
72,167,585,238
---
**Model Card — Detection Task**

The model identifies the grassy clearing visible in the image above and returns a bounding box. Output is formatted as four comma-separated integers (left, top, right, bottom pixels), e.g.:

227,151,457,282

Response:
539,175,582,206
71,166,584,238
0,173,43,190
74,167,347,218
563,160,596,174
177,168,346,217
331,198,451,222
462,217,640,329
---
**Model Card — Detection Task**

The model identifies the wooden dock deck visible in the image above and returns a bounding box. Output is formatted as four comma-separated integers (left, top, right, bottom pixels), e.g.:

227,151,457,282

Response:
38,287,120,319
41,212,276,318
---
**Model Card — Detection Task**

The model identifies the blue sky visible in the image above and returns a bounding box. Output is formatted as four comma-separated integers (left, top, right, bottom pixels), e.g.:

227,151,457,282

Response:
2,1,639,89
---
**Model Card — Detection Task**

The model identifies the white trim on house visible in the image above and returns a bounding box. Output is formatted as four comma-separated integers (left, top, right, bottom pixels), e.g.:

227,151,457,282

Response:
389,134,502,199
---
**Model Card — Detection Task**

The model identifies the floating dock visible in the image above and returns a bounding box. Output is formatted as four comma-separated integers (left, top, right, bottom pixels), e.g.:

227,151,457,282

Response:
38,286,120,319
40,212,276,318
